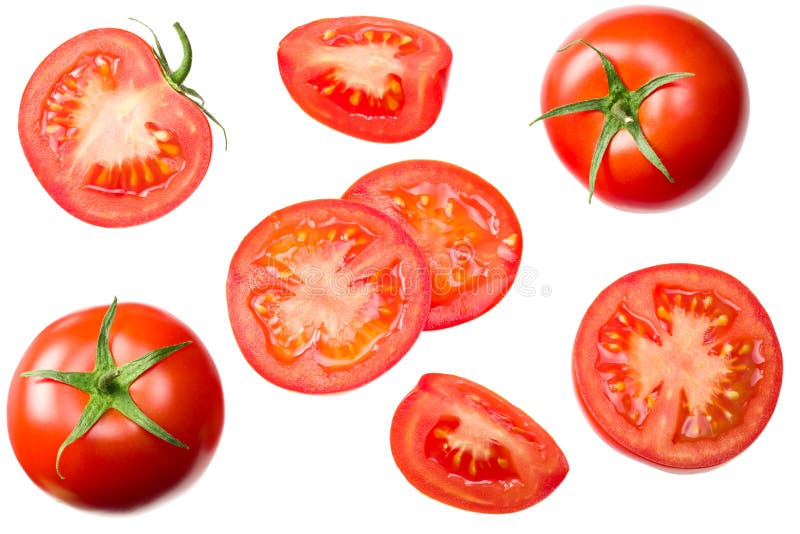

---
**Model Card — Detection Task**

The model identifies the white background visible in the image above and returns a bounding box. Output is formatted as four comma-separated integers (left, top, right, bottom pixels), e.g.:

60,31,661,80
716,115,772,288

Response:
1,0,796,531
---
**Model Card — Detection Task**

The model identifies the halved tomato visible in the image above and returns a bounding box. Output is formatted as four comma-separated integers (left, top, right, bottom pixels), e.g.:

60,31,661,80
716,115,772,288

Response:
573,264,782,469
226,199,431,393
390,373,568,513
18,23,218,227
343,160,522,330
277,16,452,142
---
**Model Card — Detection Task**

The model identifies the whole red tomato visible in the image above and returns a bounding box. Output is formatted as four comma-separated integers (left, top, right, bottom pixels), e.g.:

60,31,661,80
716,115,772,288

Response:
6,299,225,510
536,6,748,211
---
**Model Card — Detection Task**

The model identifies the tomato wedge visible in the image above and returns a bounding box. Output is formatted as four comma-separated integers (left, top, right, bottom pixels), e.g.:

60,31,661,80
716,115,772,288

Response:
226,199,431,393
573,264,782,469
18,23,218,227
277,16,452,142
343,160,522,330
390,373,568,513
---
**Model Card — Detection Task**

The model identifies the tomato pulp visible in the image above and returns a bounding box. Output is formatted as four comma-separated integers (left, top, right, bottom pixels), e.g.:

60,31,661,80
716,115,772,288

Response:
7,300,224,510
278,16,452,142
343,160,522,329
19,24,217,226
538,6,748,210
573,264,782,469
227,199,431,393
391,373,568,513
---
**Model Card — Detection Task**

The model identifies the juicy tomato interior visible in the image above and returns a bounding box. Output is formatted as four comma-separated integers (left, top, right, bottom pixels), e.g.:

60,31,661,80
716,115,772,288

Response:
19,28,212,227
278,17,452,143
343,160,522,329
391,373,568,514
44,52,186,196
227,199,431,393
573,264,782,469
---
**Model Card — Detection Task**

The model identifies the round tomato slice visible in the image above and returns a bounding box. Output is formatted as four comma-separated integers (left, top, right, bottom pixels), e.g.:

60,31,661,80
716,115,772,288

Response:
226,199,431,393
390,373,568,513
343,160,522,330
277,16,452,143
19,24,216,227
537,6,748,210
573,264,782,469
6,299,224,510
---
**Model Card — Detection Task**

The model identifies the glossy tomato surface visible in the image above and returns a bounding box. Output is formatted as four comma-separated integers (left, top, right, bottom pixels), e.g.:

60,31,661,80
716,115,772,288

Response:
227,199,430,393
19,27,213,227
390,373,568,513
343,160,522,330
278,16,452,142
6,301,224,510
573,264,782,469
540,6,748,210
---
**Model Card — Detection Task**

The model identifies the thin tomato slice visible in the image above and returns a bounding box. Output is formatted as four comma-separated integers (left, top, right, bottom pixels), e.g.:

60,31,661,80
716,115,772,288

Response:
343,160,522,330
18,27,212,227
226,199,431,393
391,373,568,513
277,16,452,142
573,264,782,469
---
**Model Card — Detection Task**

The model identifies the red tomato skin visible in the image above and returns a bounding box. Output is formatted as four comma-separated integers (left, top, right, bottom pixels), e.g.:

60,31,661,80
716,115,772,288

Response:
390,373,568,513
18,28,212,227
6,303,224,510
573,264,782,469
278,16,452,143
540,7,748,210
227,199,431,394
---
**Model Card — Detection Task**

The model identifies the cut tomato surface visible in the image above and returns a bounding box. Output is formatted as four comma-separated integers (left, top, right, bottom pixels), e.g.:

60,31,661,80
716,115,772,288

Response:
277,16,452,142
343,160,522,330
573,264,782,469
19,26,214,227
391,373,568,513
226,199,431,393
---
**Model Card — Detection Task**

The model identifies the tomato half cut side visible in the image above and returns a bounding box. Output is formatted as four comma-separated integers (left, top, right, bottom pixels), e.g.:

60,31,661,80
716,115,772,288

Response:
19,25,214,227
226,199,431,393
573,264,782,469
343,160,522,330
277,16,452,143
390,373,568,513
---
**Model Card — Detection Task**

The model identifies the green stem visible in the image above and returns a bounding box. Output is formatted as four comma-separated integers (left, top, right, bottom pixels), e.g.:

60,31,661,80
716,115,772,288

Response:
532,40,694,202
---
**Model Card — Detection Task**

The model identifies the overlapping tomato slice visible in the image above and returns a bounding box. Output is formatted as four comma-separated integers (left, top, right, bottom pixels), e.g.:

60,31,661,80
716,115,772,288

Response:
226,199,431,393
343,160,522,329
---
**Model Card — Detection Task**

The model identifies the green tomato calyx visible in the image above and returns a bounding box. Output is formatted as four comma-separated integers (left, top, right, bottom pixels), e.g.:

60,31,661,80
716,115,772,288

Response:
22,298,190,479
130,18,228,149
531,40,694,202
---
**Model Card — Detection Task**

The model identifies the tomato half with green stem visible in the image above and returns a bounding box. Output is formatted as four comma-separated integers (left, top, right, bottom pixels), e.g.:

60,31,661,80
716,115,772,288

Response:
277,16,452,142
533,6,748,211
6,299,224,510
19,20,225,227
573,264,782,469
391,373,568,513
226,199,431,394
343,160,522,330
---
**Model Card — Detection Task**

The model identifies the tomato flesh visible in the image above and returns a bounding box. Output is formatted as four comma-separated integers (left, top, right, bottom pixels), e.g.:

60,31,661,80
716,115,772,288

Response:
391,373,568,513
278,17,452,142
574,264,782,468
343,160,522,329
227,199,431,393
19,27,212,227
